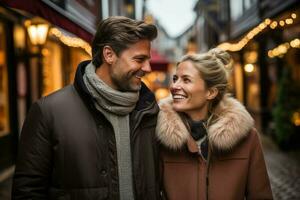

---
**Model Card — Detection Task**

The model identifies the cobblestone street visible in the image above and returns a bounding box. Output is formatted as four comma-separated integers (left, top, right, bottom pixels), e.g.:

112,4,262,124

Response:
262,135,300,200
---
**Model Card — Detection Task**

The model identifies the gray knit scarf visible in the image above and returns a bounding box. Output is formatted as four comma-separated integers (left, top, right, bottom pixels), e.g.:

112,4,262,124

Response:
83,62,139,115
83,62,138,199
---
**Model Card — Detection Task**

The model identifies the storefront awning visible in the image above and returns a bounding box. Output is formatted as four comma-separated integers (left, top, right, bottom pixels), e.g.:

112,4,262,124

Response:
150,49,169,71
0,0,94,43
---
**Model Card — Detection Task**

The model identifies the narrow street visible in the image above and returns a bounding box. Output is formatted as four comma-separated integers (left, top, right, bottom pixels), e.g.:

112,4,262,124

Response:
0,0,299,199
262,135,300,200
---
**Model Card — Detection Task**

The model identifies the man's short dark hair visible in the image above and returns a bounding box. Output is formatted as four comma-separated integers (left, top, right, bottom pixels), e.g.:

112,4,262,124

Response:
92,16,158,67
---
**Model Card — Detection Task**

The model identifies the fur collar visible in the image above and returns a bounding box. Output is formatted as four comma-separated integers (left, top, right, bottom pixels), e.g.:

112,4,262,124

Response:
156,95,254,152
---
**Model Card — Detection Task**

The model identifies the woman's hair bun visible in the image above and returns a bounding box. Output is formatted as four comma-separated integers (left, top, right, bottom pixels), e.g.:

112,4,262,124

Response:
208,48,232,68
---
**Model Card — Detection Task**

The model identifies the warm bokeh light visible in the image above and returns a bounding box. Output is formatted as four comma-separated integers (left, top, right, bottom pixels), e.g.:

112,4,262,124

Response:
290,38,300,48
49,28,91,56
279,20,285,26
27,24,49,45
218,13,298,52
268,39,300,58
244,64,254,73
244,51,258,64
270,21,278,29
155,88,170,100
292,112,300,126
14,25,26,49
285,18,293,24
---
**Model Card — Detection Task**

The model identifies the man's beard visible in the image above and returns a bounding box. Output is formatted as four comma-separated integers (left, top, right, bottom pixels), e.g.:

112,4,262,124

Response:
111,70,145,92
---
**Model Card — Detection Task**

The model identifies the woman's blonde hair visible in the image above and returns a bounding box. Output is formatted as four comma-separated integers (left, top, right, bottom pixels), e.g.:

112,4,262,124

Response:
178,48,232,112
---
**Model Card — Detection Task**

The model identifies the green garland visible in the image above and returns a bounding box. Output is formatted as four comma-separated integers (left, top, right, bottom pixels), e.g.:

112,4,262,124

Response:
272,66,300,149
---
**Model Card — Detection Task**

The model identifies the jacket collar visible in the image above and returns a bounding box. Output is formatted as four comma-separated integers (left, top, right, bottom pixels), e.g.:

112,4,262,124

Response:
156,95,254,152
73,60,95,112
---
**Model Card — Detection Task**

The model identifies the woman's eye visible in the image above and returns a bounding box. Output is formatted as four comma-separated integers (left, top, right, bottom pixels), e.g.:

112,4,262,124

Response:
172,76,178,83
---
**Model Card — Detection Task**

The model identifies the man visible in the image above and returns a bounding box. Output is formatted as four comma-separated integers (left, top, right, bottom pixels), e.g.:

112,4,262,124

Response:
12,16,160,199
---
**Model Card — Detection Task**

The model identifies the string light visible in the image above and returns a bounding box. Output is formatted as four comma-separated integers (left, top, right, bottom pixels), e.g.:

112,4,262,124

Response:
268,38,300,58
279,20,285,26
290,38,300,48
264,18,271,25
285,18,293,24
49,27,91,56
218,13,297,52
270,21,278,29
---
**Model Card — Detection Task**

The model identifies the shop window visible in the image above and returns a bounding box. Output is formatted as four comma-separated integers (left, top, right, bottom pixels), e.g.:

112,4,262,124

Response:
247,72,260,111
42,41,63,96
69,48,90,84
232,62,244,103
0,22,10,136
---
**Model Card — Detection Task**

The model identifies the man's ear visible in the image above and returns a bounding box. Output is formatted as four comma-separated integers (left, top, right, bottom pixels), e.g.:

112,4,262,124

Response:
103,46,116,64
206,87,218,100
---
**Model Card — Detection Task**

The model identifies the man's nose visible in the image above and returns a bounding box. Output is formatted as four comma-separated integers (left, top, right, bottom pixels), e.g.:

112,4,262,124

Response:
142,60,152,73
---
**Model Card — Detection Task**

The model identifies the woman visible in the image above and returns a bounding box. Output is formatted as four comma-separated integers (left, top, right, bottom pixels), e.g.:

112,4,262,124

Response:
156,48,273,200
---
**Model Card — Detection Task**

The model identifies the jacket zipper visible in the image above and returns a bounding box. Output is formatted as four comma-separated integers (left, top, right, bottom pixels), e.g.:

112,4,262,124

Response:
131,101,157,134
130,100,158,199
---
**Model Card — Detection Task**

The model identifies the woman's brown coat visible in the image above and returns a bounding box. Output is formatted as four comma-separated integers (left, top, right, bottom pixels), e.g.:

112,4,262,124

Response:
156,96,273,200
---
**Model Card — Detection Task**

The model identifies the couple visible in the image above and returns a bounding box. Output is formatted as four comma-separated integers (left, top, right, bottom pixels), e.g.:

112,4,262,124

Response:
12,16,273,199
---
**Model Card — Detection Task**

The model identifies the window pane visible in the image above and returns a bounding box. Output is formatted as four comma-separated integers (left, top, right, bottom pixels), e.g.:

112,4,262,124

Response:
230,0,243,20
244,0,251,9
0,22,10,136
244,0,256,10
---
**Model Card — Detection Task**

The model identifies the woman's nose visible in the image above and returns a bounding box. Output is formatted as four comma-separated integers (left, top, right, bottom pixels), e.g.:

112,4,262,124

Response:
172,79,182,88
170,82,181,92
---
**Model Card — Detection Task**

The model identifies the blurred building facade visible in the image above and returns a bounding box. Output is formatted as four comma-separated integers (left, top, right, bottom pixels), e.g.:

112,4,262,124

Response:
218,0,300,141
147,0,300,148
0,0,100,182
187,0,300,147
0,0,142,191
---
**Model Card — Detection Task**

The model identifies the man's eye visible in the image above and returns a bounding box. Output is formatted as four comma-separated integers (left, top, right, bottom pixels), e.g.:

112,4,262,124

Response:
135,58,144,63
183,78,190,83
